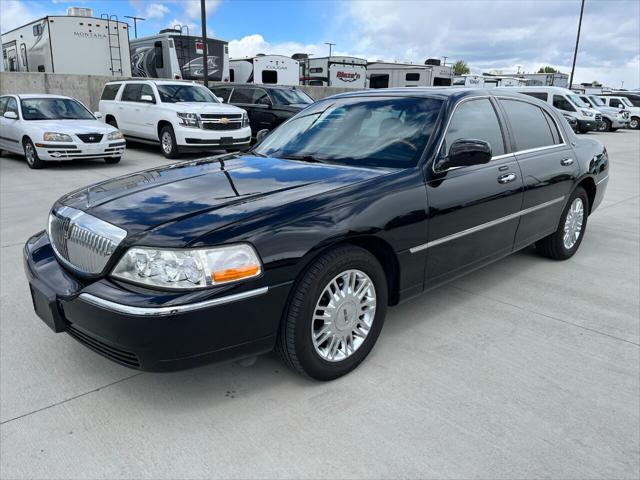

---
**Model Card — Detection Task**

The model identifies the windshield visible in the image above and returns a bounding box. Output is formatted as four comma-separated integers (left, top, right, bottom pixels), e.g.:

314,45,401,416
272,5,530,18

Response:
20,98,94,120
156,84,220,103
270,88,314,105
620,97,633,107
254,96,443,168
588,96,605,106
568,94,589,108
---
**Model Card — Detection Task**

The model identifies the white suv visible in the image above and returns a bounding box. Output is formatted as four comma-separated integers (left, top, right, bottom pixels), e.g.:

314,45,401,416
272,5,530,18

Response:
99,80,251,158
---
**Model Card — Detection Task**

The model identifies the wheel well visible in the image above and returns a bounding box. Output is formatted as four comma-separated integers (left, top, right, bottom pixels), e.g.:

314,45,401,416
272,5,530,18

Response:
157,120,172,140
578,177,596,214
21,135,31,146
342,236,400,306
105,114,116,125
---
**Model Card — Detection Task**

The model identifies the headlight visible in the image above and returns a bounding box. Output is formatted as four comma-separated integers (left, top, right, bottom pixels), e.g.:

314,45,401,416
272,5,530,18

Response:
581,110,594,117
107,130,124,140
111,244,262,289
177,112,199,128
43,132,73,142
242,112,250,128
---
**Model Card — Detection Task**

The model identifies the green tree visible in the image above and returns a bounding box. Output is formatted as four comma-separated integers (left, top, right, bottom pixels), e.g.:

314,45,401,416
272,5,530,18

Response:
453,60,470,75
537,66,559,73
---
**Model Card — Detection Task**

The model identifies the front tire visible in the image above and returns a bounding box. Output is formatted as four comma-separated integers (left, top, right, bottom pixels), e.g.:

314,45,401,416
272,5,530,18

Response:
23,138,45,169
629,117,639,130
276,245,388,381
160,126,180,159
536,187,589,260
598,119,611,132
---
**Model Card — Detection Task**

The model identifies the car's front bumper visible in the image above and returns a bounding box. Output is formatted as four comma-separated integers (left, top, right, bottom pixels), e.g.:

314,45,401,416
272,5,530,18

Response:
23,231,291,371
34,141,126,161
611,117,630,129
173,125,252,148
577,119,597,132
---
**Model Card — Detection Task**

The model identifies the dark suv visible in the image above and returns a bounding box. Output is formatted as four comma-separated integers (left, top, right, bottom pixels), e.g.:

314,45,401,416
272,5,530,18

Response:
211,84,314,139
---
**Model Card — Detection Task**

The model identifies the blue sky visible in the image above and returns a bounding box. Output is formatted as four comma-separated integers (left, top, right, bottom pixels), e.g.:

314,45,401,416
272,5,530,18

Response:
2,0,639,88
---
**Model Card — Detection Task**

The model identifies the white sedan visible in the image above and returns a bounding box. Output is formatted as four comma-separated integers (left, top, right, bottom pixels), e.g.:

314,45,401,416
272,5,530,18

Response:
0,94,125,169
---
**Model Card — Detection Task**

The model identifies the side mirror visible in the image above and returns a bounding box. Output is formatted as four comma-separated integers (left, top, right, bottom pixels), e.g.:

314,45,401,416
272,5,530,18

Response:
140,94,155,103
435,139,492,172
94,112,103,119
3,111,18,120
215,95,224,103
256,129,270,143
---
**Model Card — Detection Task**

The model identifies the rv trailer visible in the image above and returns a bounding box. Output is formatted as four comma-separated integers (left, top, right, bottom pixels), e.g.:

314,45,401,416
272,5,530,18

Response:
366,60,453,88
299,56,367,88
1,7,131,76
130,28,229,82
229,55,299,85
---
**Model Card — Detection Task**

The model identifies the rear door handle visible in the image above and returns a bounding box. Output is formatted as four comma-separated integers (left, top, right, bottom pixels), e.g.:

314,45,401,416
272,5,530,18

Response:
498,173,517,184
561,158,574,166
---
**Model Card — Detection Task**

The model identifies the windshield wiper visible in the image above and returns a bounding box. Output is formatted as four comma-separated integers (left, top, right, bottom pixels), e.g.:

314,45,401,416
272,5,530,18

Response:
279,154,328,164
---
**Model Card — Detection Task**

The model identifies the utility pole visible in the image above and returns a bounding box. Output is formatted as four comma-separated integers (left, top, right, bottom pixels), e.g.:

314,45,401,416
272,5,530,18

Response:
325,42,336,58
442,56,448,67
124,15,145,39
569,0,585,89
200,0,208,87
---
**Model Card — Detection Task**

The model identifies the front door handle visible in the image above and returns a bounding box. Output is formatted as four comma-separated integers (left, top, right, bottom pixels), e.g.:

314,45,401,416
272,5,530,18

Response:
498,173,517,184
561,158,574,166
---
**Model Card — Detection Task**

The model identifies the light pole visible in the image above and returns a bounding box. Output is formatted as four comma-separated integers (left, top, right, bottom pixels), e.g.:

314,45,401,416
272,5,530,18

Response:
569,0,586,89
200,0,208,87
124,15,145,39
325,42,336,58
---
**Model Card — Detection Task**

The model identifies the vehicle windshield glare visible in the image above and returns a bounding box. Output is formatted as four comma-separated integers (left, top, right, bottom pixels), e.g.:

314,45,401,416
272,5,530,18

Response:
620,97,633,107
588,96,605,107
156,84,220,103
270,88,314,105
20,98,95,120
254,97,443,168
568,94,589,108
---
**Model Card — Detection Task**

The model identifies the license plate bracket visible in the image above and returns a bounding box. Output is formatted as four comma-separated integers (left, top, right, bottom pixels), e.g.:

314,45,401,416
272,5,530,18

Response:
29,283,66,333
219,137,233,145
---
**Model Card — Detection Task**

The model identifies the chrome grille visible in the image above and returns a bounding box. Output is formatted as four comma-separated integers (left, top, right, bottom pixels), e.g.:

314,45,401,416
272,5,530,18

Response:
595,113,602,122
200,113,242,120
48,206,127,275
76,133,104,143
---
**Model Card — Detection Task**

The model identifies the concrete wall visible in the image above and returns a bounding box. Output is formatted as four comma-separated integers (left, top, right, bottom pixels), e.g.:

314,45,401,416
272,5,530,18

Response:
0,72,361,111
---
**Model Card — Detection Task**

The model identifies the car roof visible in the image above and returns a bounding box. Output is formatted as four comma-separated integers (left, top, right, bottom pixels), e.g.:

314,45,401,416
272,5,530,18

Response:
10,93,74,100
325,87,537,102
104,79,199,86
213,83,305,90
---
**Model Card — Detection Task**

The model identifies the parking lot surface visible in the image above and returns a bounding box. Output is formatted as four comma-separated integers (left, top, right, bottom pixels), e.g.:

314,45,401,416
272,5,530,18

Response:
1,134,639,479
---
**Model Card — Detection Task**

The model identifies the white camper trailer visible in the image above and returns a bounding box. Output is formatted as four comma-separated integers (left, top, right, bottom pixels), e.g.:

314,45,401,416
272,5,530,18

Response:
229,55,299,85
366,60,453,88
300,56,367,88
130,28,229,82
453,74,486,87
1,7,131,76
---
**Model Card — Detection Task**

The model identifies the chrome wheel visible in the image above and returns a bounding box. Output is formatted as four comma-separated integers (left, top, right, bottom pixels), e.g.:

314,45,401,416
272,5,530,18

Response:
630,118,639,129
563,198,584,250
161,131,173,154
25,142,36,165
311,269,376,362
597,121,608,132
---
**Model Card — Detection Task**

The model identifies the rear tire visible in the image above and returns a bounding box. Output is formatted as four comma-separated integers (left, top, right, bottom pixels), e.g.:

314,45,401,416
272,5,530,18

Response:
276,245,388,381
23,138,45,169
536,187,589,260
160,125,180,159
629,117,639,130
105,156,121,164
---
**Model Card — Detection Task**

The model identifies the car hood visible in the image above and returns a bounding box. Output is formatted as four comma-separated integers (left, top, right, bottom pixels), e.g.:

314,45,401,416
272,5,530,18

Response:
26,119,117,134
596,106,625,115
55,155,390,246
173,102,245,115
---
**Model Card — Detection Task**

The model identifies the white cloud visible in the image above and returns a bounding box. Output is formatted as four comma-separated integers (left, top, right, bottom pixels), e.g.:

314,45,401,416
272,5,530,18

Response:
144,3,170,19
1,0,48,33
228,34,333,59
183,0,221,20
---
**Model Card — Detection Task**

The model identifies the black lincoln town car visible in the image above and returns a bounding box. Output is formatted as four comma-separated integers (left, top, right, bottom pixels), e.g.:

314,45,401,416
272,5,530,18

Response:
24,88,609,380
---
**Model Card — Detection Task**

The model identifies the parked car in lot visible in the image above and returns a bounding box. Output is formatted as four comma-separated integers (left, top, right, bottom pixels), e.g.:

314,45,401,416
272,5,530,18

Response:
578,94,629,132
0,94,125,169
507,86,601,133
99,79,251,158
598,95,640,130
24,88,609,380
211,84,314,139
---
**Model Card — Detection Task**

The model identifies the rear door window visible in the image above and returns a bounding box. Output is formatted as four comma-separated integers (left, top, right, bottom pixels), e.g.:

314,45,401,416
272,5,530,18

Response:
230,88,255,104
121,84,142,102
609,98,623,108
500,99,557,151
444,98,505,157
213,87,233,102
522,92,547,101
101,83,121,100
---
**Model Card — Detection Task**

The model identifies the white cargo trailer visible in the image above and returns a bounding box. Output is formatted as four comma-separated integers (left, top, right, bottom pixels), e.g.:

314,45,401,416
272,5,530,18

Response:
366,61,453,88
300,56,367,88
229,55,299,85
130,28,229,82
1,8,131,76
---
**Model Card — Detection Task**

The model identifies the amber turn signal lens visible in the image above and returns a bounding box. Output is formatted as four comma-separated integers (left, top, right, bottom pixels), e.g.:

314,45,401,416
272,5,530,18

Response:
212,265,260,283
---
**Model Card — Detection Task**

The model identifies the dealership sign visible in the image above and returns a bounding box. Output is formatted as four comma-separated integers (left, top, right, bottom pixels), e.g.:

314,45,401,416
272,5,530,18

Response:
336,71,361,82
